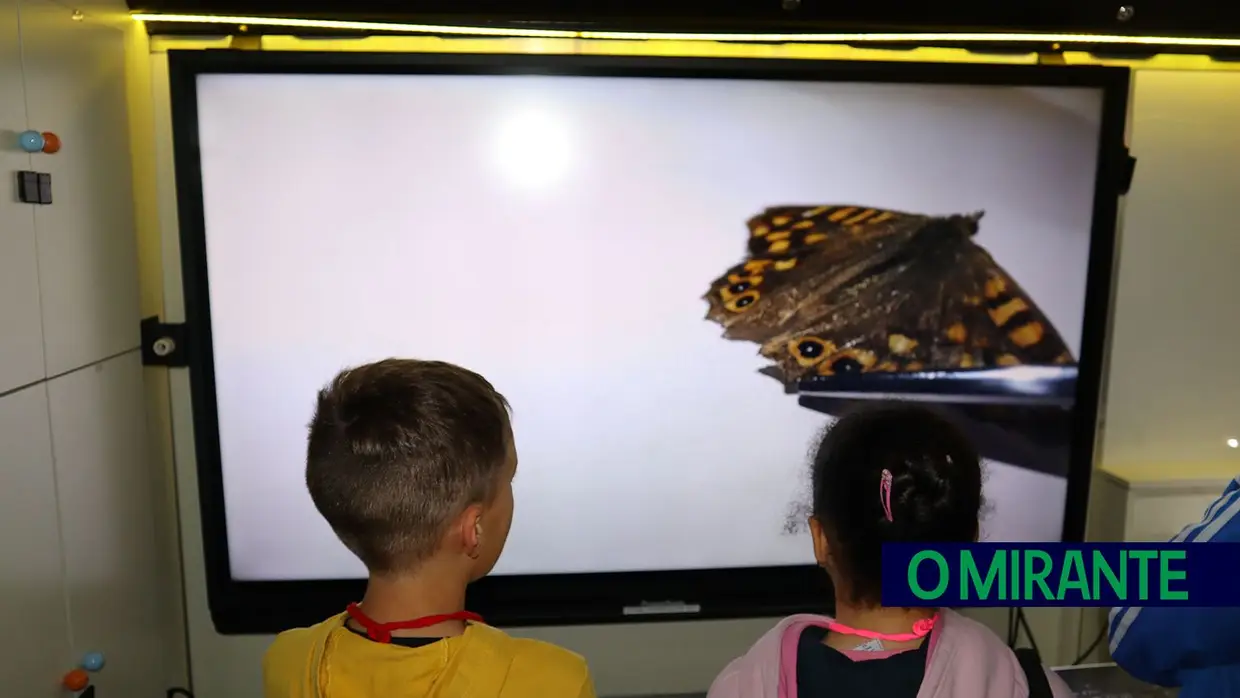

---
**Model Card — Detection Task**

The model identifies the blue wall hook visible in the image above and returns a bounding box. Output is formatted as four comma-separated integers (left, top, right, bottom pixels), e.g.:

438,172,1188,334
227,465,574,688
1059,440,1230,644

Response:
17,130,44,153
81,651,105,672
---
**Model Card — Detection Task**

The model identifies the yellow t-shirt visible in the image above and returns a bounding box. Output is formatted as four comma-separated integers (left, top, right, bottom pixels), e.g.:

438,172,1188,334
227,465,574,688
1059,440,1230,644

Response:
264,613,595,698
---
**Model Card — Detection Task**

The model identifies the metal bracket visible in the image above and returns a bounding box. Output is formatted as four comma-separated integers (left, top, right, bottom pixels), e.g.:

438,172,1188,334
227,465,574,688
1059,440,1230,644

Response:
140,316,189,367
228,34,263,50
1120,148,1137,195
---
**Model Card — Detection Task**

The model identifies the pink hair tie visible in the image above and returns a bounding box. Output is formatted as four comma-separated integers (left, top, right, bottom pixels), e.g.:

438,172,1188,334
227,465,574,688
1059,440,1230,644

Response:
880,469,894,522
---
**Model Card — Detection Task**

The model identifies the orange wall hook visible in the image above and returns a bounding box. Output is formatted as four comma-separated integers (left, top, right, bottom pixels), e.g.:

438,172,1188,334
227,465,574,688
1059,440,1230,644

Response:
41,132,62,154
62,668,89,691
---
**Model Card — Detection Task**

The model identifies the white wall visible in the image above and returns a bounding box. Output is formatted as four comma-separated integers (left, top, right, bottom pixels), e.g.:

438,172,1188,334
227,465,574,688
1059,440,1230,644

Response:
1098,70,1240,468
0,1,187,696
1066,69,1240,665
139,40,1240,697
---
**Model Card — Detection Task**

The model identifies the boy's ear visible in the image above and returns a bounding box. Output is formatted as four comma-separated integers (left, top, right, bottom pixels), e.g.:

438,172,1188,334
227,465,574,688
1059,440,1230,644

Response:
459,503,485,557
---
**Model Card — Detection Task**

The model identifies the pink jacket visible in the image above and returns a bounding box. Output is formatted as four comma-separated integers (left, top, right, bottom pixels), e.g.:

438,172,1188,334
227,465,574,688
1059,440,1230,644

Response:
707,610,1073,698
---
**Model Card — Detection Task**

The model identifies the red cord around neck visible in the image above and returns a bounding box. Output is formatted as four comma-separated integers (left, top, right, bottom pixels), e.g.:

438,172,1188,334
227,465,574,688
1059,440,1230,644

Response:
827,613,938,643
346,602,483,643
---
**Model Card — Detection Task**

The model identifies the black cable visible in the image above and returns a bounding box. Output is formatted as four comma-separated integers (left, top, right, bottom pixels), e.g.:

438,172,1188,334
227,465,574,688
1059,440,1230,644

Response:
1016,608,1042,660
1006,608,1042,660
1072,626,1108,665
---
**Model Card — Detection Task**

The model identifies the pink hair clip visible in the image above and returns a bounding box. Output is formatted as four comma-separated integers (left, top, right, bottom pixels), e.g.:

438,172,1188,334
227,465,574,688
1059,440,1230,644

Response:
880,469,894,522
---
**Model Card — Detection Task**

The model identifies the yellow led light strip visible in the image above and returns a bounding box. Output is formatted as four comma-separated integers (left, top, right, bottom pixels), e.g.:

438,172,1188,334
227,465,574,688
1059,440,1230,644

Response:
585,31,1240,47
131,13,1240,48
130,13,579,38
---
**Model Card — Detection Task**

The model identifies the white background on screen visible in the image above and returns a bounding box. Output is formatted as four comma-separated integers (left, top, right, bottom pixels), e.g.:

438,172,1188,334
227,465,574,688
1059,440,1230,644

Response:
193,75,1101,581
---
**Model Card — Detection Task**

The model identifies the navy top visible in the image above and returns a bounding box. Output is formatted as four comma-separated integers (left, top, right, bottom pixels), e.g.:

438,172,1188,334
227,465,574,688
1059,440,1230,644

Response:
796,626,928,697
345,624,441,648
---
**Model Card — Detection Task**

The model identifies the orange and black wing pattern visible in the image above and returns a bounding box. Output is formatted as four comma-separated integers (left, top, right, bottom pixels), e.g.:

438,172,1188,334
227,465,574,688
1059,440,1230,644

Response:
703,204,1075,387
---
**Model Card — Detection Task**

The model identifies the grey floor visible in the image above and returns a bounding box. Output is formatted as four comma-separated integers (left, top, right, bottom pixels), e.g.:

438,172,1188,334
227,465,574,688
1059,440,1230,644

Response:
1055,663,1178,697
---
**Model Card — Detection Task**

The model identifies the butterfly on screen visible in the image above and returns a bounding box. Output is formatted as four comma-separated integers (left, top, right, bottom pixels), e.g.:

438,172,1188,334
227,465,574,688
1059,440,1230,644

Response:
702,205,1075,389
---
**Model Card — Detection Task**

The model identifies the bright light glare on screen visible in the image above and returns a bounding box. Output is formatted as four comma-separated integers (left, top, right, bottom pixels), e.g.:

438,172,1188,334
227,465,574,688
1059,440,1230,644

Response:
490,107,573,190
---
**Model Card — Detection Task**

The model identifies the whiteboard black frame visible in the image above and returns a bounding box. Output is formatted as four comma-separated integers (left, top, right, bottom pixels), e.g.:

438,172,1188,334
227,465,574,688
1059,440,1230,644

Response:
166,49,1130,634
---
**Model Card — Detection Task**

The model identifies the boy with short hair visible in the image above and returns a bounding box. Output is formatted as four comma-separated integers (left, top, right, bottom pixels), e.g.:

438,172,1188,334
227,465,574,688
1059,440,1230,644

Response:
264,358,595,698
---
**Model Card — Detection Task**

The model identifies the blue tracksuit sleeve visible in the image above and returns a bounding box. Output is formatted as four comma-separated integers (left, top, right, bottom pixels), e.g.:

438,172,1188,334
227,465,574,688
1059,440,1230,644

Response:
1107,476,1240,687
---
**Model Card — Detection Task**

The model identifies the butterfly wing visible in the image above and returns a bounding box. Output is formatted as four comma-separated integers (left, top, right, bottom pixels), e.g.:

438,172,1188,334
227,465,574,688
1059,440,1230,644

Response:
703,205,929,345
973,252,1076,367
750,218,1075,387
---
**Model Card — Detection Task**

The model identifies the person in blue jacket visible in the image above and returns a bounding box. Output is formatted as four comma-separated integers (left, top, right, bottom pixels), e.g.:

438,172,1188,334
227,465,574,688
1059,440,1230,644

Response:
1108,475,1240,697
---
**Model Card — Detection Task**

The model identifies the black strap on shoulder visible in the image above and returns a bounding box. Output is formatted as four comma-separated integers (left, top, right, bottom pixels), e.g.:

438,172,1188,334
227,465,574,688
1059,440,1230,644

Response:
1013,647,1053,698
